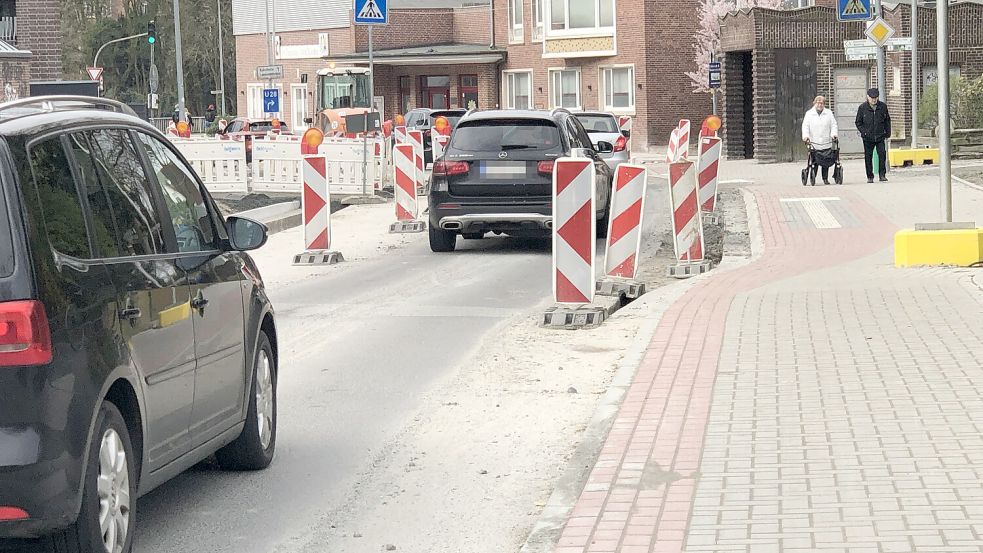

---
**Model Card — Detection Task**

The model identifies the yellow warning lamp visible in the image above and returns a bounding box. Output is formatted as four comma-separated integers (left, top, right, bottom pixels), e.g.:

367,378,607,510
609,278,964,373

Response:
394,113,405,126
271,118,281,130
433,116,450,135
176,120,191,138
301,127,324,155
704,115,722,132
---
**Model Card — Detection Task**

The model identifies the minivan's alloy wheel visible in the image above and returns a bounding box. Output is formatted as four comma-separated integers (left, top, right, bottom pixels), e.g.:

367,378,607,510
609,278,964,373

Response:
98,429,130,553
256,350,274,450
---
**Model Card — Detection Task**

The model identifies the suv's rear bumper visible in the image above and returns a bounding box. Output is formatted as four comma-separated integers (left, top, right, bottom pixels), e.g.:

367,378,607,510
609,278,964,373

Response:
429,193,552,234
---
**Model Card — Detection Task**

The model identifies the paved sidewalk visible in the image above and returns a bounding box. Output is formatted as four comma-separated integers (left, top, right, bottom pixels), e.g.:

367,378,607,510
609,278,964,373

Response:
552,172,983,552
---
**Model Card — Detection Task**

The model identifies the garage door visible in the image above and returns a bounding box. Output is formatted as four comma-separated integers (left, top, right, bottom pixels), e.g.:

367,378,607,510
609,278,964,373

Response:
833,68,869,155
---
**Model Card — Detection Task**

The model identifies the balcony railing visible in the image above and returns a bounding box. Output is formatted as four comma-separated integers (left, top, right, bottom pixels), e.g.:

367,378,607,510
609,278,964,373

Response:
0,16,15,42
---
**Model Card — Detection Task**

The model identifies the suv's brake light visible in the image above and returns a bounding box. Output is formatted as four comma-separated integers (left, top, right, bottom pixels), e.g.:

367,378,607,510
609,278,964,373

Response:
0,301,53,367
537,160,555,175
433,161,470,177
614,136,627,153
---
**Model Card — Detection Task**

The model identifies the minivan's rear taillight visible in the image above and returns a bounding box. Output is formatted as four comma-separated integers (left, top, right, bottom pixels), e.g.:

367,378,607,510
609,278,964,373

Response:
433,161,470,177
614,136,627,153
537,160,555,175
0,506,29,521
0,301,53,367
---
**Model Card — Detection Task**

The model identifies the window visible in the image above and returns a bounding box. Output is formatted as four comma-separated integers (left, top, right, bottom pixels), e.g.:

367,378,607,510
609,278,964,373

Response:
508,0,523,43
550,69,581,109
84,129,165,257
602,66,635,111
136,133,218,254
504,71,533,110
785,0,813,7
29,138,92,259
550,0,614,32
532,0,544,40
421,76,450,109
399,76,411,115
291,85,309,130
460,75,479,110
451,120,562,153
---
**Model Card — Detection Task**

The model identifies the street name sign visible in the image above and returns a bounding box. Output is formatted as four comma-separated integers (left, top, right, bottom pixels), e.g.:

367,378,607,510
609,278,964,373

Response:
838,0,872,22
354,0,388,24
708,61,721,89
257,64,284,80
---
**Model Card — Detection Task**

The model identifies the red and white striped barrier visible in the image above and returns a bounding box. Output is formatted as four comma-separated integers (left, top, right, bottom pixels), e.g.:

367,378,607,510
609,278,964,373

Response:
603,164,647,279
677,119,691,160
394,125,407,144
432,133,450,162
294,155,344,264
393,143,418,221
697,136,722,213
407,129,425,194
665,128,682,164
553,158,596,305
389,143,426,233
668,160,705,263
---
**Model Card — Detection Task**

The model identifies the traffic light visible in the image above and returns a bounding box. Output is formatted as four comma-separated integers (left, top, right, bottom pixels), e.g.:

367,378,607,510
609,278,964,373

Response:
148,21,156,44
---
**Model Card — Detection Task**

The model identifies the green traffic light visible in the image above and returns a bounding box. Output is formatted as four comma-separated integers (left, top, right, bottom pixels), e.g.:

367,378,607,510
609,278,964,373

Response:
148,36,156,44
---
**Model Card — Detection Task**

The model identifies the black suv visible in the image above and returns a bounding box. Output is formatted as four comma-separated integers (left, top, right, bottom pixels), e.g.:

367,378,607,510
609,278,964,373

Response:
427,109,614,252
0,97,279,553
405,108,466,164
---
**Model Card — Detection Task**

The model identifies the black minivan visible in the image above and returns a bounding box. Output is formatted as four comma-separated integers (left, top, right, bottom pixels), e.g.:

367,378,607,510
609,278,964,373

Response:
0,97,279,553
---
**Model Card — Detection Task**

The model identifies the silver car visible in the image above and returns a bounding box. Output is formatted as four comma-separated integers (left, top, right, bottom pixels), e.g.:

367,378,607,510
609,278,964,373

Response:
575,112,629,172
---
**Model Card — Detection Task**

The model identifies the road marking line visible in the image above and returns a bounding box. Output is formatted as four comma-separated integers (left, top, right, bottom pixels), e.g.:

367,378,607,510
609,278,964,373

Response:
953,174,983,194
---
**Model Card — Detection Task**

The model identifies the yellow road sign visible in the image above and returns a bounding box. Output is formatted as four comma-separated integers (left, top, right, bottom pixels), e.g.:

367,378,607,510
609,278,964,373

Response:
865,17,896,46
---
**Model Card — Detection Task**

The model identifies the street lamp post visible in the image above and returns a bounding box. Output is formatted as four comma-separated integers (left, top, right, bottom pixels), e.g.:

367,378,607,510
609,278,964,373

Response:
173,0,187,124
217,0,227,114
937,0,951,222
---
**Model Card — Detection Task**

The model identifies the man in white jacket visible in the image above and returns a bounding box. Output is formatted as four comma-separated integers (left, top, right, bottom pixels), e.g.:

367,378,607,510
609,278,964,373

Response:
801,95,838,185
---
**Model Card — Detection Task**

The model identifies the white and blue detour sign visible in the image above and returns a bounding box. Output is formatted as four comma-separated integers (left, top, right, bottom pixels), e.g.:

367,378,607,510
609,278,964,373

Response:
838,0,872,22
263,89,280,114
708,62,722,89
354,0,388,24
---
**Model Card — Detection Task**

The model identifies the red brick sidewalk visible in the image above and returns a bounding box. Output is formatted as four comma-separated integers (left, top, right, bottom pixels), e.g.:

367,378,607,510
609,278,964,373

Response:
555,186,897,553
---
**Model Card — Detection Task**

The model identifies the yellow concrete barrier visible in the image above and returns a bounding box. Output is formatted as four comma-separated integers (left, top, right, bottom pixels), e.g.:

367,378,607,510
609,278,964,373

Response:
889,148,940,168
895,226,983,267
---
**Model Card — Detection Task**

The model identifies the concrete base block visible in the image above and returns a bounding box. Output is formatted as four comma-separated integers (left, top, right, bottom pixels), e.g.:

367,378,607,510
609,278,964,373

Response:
667,260,713,279
595,278,647,300
542,296,620,330
702,212,721,225
340,194,386,206
293,251,345,265
389,220,426,233
895,226,983,267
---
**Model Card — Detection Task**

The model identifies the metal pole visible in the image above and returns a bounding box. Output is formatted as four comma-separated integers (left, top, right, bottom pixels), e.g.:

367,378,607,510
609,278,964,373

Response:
94,33,149,68
938,0,951,222
362,26,374,195
711,54,718,116
875,0,888,168
910,0,918,149
172,0,186,123
149,42,154,118
217,0,227,114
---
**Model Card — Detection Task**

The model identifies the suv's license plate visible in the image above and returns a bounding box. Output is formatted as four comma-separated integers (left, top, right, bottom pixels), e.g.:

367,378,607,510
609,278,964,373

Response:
481,161,526,179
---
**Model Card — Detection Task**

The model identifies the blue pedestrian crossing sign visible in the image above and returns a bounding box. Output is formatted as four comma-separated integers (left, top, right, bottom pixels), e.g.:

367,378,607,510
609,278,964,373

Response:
838,0,872,22
354,0,388,24
263,89,280,114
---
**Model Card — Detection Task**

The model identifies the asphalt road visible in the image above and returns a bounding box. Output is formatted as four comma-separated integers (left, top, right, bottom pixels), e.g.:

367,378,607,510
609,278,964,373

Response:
133,181,669,553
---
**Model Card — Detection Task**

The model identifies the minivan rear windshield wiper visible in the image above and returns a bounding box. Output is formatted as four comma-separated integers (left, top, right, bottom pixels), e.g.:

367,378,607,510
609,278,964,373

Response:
501,144,533,150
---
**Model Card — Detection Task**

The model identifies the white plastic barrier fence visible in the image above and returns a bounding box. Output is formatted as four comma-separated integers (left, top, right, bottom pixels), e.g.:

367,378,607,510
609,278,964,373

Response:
250,137,386,196
250,140,304,193
170,138,249,194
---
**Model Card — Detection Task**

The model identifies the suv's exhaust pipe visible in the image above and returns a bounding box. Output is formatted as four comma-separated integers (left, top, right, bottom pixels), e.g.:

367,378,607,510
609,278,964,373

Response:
442,221,463,230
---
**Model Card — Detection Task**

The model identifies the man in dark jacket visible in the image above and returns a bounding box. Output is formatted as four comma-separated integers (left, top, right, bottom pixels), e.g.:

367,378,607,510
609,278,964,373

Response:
855,87,891,183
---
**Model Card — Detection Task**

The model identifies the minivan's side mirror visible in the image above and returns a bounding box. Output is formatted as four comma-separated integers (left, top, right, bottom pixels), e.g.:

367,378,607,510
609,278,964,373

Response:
596,141,614,154
227,216,269,251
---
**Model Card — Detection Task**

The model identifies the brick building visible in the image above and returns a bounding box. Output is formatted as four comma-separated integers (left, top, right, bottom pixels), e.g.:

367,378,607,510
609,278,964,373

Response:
493,0,713,150
232,0,503,130
719,0,983,163
0,0,63,99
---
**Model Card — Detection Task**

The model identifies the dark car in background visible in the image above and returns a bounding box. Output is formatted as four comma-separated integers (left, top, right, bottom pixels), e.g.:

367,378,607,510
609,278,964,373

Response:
0,97,279,553
427,109,615,252
405,108,467,164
